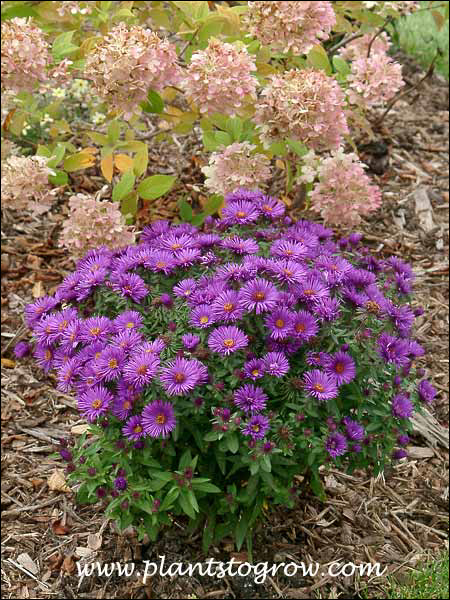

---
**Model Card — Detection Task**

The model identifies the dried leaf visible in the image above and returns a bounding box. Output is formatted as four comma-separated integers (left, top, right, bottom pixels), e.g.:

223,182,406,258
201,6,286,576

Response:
87,533,102,551
75,547,93,558
70,424,90,435
47,553,63,572
17,553,39,575
32,280,45,298
1,358,15,369
62,555,76,575
48,469,70,493
51,519,71,535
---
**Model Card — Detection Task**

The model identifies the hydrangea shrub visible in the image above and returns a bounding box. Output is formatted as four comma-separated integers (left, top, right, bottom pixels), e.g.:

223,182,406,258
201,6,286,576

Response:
23,190,436,550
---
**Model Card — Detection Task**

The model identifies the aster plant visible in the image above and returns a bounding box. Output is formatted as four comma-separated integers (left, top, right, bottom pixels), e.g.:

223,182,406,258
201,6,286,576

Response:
22,189,437,553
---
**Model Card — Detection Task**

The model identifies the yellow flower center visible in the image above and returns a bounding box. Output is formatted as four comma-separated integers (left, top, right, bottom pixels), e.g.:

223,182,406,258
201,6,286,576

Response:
335,363,345,374
295,323,306,333
92,399,102,409
126,322,134,328
236,211,247,218
263,204,273,212
303,289,314,296
109,359,118,368
252,369,260,377
90,327,101,335
137,365,147,375
171,243,181,250
223,302,234,311
45,350,52,360
156,261,166,268
252,424,260,432
314,384,325,393
175,373,185,383
275,319,285,328
253,292,265,301
123,401,131,410
133,425,142,433
223,339,235,348
200,316,209,324
156,414,166,425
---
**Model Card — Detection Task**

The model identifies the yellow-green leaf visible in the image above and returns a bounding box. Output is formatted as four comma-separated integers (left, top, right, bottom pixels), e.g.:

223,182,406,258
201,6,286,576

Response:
137,174,176,201
100,152,114,182
112,170,135,202
63,150,96,172
307,45,332,75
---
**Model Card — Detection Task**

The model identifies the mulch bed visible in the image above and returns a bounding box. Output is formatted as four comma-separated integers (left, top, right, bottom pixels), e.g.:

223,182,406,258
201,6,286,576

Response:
1,55,448,599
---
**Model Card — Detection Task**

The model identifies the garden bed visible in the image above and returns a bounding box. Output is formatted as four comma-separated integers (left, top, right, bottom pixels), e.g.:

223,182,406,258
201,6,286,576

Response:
1,55,448,600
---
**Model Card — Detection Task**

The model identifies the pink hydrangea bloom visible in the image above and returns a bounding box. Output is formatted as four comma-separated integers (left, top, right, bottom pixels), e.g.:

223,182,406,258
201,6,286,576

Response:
245,1,336,55
254,69,348,151
1,155,55,215
339,32,391,62
59,194,136,256
362,1,419,15
347,52,404,108
1,18,51,92
309,149,382,226
182,38,258,116
84,24,180,118
202,142,272,196
56,1,92,17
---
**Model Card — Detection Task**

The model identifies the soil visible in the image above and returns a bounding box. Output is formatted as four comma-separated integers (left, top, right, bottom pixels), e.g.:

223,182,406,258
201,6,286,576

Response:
1,54,448,599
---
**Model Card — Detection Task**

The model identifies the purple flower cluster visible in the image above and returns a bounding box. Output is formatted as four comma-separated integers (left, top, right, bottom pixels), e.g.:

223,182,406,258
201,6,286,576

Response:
23,189,434,458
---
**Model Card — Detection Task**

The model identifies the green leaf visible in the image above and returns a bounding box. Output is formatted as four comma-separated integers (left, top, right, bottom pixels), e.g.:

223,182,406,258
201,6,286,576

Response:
112,170,135,202
286,139,309,157
202,514,216,553
179,449,192,470
178,199,193,222
160,486,180,511
150,471,174,482
49,170,68,186
47,144,66,168
178,491,196,519
307,44,332,75
215,131,232,147
108,120,121,145
86,131,109,146
226,433,239,454
332,56,351,76
147,478,171,492
133,146,149,178
204,431,219,442
191,213,206,227
52,31,78,60
226,117,243,142
203,194,223,215
137,174,176,201
141,89,165,114
36,145,52,158
193,482,221,493
1,4,37,20
235,514,249,551
120,191,139,219
310,472,326,501
203,130,220,151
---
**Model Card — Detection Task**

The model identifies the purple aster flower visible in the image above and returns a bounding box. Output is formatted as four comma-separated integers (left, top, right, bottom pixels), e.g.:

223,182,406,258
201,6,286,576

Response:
176,247,202,267
324,352,356,386
343,417,365,441
216,262,256,283
110,329,143,354
145,250,177,274
234,384,268,413
122,415,145,441
208,325,248,356
33,344,55,372
243,359,265,381
392,449,408,460
378,333,411,367
111,394,135,420
257,195,285,219
391,393,414,419
240,279,279,314
221,236,260,255
182,334,200,351
123,352,160,388
296,275,330,304
271,259,307,285
136,339,166,356
407,340,425,358
385,257,414,280
55,272,81,302
306,351,331,367
304,370,338,401
190,304,216,329
57,357,81,393
418,380,437,405
113,311,143,333
263,351,290,377
291,310,319,341
114,476,127,491
160,357,208,396
271,239,308,261
211,290,245,322
111,273,148,303
80,317,112,345
78,385,113,422
59,319,82,353
173,278,197,299
242,414,270,440
158,233,196,254
265,308,294,340
385,303,415,337
397,434,410,446
33,314,60,347
347,268,377,288
221,199,261,225
97,347,125,381
313,297,341,322
24,296,58,327
14,341,30,359
325,432,348,458
142,400,176,438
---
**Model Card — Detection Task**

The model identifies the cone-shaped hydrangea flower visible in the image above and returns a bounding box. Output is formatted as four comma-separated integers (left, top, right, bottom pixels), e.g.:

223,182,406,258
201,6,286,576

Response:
1,156,55,215
1,18,51,92
254,69,348,150
347,53,404,108
84,24,180,118
208,326,249,356
244,1,336,55
182,38,258,115
339,32,391,62
142,400,176,438
60,194,135,258
234,384,268,413
309,149,382,226
202,142,272,197
160,357,208,396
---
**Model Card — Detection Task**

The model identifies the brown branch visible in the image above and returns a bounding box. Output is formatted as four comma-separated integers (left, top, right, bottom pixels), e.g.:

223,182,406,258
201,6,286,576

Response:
328,32,364,55
367,17,393,58
374,54,438,126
